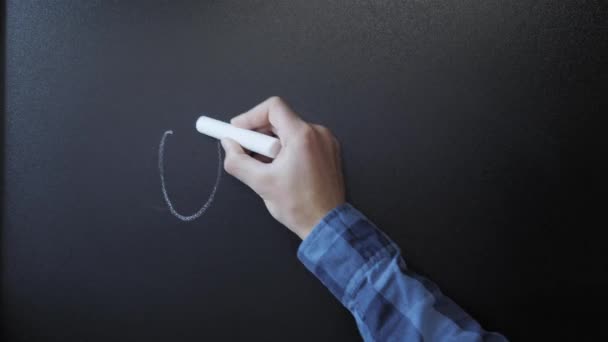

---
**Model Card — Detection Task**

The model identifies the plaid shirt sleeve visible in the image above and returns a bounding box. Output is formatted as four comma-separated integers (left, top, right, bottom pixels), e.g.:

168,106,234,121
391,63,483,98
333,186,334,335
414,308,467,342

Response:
297,203,507,342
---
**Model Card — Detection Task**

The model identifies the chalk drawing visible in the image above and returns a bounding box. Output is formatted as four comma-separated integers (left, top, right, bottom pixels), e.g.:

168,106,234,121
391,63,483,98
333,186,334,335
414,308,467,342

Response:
158,130,222,221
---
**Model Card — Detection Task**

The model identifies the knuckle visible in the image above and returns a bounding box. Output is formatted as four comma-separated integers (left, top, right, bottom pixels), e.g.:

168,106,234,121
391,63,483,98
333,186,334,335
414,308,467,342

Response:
300,125,316,143
267,96,284,107
333,137,341,150
313,124,325,132
313,124,333,138
223,156,238,174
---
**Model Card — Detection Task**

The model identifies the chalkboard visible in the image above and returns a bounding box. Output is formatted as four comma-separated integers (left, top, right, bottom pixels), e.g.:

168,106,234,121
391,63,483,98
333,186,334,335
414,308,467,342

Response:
2,1,606,341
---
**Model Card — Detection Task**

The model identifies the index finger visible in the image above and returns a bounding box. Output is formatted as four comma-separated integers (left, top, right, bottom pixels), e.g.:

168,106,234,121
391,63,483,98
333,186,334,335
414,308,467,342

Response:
230,96,303,140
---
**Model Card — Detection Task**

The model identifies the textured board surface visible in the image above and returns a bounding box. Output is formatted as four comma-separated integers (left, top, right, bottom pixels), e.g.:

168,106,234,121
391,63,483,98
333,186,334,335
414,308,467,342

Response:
2,1,606,340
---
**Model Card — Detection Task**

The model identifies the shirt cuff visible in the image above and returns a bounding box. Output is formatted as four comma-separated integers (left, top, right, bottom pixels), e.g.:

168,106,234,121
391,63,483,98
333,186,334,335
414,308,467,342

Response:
297,203,399,304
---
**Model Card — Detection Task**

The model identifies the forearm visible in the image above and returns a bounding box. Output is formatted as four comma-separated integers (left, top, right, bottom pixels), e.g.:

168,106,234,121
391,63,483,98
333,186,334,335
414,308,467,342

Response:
297,204,507,341
220,98,505,340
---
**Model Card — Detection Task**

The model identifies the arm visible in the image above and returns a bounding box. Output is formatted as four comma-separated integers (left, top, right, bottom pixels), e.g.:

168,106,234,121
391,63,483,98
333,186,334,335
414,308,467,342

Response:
298,203,507,341
221,97,506,341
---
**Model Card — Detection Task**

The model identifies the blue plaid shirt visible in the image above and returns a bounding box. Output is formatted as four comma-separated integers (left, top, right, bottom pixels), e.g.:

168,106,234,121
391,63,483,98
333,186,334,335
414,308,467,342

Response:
298,204,507,341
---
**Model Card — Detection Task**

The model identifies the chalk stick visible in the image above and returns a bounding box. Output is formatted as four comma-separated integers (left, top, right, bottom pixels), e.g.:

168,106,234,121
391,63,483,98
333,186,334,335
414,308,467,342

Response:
196,116,281,159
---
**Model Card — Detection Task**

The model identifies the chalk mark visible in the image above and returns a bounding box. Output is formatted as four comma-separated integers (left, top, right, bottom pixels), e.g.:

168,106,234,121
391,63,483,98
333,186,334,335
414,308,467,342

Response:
158,130,222,221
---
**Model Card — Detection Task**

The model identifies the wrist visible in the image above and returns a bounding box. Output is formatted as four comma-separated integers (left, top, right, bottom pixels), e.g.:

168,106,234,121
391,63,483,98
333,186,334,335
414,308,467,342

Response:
293,202,345,240
291,218,318,240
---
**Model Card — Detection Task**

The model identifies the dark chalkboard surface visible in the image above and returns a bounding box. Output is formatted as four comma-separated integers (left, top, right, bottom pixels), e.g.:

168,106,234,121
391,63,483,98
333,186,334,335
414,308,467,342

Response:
2,1,606,340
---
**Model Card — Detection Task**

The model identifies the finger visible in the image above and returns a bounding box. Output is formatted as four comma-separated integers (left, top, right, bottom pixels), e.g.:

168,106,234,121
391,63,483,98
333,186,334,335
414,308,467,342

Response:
241,124,278,138
231,97,287,128
252,154,273,163
231,96,303,140
255,125,278,137
220,138,268,190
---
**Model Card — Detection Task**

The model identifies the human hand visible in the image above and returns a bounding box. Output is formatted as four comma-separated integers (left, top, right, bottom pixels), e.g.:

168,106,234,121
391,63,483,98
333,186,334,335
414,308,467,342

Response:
220,97,345,240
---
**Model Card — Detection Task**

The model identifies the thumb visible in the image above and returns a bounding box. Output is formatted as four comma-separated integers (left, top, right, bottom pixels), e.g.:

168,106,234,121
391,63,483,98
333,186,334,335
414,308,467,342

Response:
220,138,267,190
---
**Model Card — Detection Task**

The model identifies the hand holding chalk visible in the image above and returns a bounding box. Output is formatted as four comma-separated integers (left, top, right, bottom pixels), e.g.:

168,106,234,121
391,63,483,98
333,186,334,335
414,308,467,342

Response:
196,116,281,158
219,97,345,240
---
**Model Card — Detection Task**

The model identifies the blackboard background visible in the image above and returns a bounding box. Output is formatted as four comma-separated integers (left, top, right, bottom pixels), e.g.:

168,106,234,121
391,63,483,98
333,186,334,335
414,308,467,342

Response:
2,1,606,341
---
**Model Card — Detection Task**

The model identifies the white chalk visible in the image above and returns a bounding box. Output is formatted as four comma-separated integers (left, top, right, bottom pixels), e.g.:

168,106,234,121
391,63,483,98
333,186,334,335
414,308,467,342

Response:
196,116,281,158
